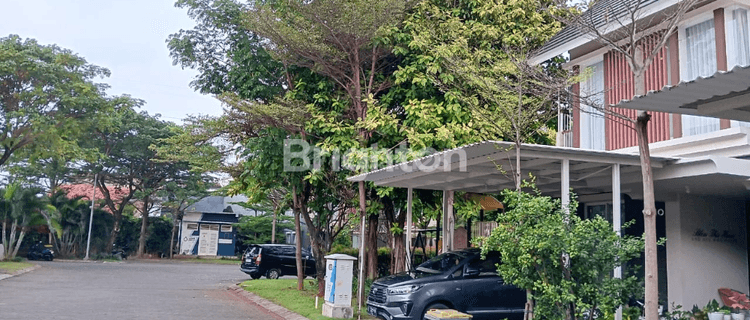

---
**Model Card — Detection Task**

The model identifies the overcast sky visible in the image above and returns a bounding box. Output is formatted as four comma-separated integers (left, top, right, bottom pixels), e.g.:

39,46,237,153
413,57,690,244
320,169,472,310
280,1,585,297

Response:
0,0,224,123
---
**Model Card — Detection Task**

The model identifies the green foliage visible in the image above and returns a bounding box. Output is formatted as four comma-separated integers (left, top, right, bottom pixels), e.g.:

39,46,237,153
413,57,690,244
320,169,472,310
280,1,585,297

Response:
168,0,286,102
145,216,174,256
234,213,293,247
48,189,112,258
482,183,644,320
0,35,122,168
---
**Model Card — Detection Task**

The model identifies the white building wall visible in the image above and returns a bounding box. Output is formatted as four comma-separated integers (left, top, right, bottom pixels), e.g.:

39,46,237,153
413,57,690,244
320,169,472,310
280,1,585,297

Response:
666,195,748,307
179,212,202,255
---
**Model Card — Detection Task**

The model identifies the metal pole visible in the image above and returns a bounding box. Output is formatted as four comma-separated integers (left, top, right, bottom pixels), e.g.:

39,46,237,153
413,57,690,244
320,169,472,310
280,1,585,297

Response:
84,173,97,260
405,188,413,271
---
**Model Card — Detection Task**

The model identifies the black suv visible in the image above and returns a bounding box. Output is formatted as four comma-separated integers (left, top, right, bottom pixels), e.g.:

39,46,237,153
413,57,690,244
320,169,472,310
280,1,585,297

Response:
367,248,526,320
240,244,316,279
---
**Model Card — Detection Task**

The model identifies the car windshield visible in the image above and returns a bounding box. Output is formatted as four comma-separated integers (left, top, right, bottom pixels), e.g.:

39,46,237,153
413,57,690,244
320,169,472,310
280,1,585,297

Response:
415,252,468,274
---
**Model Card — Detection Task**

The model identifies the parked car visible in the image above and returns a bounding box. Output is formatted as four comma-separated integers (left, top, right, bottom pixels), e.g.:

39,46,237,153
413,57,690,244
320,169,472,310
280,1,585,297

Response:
367,248,526,320
240,244,316,279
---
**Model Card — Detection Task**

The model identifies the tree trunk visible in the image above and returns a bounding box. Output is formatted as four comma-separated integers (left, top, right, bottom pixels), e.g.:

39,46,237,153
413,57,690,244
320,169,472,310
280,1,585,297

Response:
391,228,406,275
12,230,25,259
137,197,150,257
8,220,17,259
169,207,179,259
637,111,659,320
294,206,304,291
292,185,304,291
271,208,277,244
107,215,122,252
366,212,379,279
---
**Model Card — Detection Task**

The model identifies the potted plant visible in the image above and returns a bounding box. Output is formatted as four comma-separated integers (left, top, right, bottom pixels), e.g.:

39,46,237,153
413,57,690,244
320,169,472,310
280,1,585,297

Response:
708,300,725,320
721,306,732,320
731,307,746,320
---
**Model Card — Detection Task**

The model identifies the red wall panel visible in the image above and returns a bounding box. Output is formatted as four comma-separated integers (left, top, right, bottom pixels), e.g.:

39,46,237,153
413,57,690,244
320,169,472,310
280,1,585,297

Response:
603,34,671,150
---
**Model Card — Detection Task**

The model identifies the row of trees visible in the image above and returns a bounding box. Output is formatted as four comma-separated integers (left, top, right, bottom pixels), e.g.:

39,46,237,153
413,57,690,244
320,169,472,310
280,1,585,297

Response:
167,0,698,319
165,0,568,294
0,35,212,259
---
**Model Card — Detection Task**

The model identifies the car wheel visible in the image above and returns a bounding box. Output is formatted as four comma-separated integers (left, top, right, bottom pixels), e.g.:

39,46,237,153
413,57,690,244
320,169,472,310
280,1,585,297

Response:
251,273,262,280
422,303,450,320
266,268,281,279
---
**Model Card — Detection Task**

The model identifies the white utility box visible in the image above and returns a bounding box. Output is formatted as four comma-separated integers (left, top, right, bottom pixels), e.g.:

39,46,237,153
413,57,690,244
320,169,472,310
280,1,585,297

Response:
322,253,357,318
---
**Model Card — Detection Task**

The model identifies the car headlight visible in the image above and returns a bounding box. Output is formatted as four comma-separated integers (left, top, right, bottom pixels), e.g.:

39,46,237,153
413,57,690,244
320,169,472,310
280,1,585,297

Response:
387,284,422,295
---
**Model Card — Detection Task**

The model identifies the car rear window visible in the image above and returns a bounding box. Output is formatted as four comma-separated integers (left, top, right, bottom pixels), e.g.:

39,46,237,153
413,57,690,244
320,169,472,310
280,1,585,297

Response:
416,252,468,274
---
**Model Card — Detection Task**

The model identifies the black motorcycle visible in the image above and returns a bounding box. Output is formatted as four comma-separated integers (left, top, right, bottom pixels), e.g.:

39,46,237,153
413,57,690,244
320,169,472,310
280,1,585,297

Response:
27,242,54,261
111,244,128,260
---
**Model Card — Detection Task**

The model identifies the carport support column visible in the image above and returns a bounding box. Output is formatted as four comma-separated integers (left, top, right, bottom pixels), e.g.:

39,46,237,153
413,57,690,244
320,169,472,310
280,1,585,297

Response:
561,159,570,211
406,188,413,271
613,164,623,320
442,190,454,253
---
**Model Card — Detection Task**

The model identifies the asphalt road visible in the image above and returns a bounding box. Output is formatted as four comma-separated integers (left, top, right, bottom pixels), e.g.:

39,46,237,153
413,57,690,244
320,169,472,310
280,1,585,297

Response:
0,260,273,320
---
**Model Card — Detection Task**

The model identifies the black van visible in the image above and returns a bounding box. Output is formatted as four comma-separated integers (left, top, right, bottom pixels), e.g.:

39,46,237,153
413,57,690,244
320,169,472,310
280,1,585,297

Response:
240,244,316,279
367,248,526,320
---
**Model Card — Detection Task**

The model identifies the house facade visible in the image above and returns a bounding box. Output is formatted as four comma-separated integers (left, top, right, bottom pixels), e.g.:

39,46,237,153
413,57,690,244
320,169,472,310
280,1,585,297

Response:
178,195,249,257
531,0,750,309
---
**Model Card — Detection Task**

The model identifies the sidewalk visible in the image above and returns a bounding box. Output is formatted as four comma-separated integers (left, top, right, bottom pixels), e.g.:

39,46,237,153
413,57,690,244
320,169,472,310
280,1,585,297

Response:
227,284,309,320
0,264,41,281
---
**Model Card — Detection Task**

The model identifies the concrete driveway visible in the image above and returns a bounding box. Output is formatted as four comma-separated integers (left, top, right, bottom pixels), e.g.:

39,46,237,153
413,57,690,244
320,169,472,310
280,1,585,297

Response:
0,260,275,320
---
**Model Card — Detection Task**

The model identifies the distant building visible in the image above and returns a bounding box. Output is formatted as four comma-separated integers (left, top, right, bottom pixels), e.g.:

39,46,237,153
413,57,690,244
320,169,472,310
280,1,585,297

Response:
178,195,255,257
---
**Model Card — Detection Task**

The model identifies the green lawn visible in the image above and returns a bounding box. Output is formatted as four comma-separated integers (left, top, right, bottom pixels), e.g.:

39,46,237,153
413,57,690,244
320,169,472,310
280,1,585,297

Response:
0,261,33,274
176,258,240,265
240,279,375,320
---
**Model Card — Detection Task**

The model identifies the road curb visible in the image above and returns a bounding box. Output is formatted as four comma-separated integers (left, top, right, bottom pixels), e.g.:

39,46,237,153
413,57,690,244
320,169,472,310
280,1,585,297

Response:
0,264,41,281
227,284,309,320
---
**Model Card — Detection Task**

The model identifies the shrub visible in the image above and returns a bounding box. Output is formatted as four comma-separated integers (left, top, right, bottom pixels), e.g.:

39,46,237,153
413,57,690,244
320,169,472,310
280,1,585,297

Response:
482,182,644,320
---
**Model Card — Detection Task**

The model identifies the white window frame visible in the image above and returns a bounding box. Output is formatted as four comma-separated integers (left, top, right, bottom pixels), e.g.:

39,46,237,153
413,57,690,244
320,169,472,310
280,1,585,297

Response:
578,56,606,150
724,4,750,69
678,11,717,81
679,12,723,136
584,202,614,224
187,223,198,230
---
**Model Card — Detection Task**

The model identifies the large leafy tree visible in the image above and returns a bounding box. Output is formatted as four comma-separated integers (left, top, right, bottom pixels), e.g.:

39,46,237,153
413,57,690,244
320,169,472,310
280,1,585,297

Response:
85,109,187,255
0,35,115,168
168,0,286,102
244,0,412,282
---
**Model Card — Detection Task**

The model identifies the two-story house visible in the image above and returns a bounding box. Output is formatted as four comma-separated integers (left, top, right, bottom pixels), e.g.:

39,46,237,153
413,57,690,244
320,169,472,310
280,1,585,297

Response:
349,0,750,311
529,0,750,308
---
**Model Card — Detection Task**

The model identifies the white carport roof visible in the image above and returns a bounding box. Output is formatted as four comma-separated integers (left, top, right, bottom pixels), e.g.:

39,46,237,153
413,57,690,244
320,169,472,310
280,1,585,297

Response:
615,65,750,122
347,141,750,199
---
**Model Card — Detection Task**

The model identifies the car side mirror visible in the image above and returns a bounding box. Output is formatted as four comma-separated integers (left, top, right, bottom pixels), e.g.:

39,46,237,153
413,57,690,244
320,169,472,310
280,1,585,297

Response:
464,265,480,277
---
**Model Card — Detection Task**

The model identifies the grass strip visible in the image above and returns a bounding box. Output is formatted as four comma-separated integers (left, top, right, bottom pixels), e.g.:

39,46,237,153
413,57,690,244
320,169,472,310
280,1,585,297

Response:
240,279,375,320
0,261,34,274
176,258,240,265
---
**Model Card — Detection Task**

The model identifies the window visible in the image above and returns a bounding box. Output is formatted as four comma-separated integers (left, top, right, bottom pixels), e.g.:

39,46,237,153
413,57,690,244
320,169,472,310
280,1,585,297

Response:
467,251,501,277
682,18,721,136
585,204,614,224
728,8,750,68
221,225,232,232
187,223,198,230
580,61,605,150
684,18,717,80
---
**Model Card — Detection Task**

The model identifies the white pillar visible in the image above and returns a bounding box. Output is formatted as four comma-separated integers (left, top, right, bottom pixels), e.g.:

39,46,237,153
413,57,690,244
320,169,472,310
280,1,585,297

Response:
406,188,413,271
561,159,570,211
441,190,455,253
613,164,623,320
446,190,454,251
